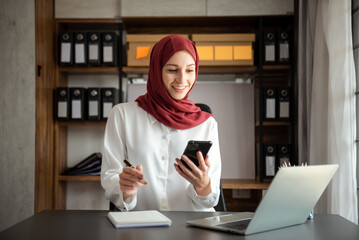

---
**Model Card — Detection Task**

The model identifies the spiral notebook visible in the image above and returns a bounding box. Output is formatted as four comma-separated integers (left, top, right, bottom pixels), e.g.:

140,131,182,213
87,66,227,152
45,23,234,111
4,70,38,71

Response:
107,210,172,229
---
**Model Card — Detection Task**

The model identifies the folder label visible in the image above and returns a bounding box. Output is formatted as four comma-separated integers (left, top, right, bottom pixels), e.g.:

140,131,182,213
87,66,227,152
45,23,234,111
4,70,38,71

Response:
75,43,85,63
89,101,98,116
279,102,289,118
280,43,289,59
61,43,71,63
103,46,113,63
266,98,276,118
265,156,275,176
265,45,275,62
72,100,82,119
103,102,113,118
58,101,68,118
89,44,99,60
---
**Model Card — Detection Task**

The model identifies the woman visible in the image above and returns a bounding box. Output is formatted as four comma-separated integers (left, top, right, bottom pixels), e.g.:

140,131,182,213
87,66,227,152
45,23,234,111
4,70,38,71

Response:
101,35,222,211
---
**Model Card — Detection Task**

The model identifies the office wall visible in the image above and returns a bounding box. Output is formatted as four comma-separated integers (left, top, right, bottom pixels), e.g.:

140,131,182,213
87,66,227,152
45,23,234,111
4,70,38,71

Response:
127,82,255,180
0,0,35,232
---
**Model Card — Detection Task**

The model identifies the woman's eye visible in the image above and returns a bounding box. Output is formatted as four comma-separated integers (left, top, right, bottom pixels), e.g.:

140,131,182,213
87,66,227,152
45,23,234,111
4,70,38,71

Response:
187,69,195,72
168,69,177,72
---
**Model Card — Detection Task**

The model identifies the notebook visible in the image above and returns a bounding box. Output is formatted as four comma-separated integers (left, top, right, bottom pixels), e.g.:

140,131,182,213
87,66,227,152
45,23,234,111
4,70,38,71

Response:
107,210,172,229
187,164,339,235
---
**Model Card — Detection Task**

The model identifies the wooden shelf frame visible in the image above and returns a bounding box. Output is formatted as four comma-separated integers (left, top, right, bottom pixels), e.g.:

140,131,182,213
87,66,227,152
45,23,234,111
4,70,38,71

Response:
255,121,291,127
222,179,270,190
58,175,100,181
122,65,291,75
34,15,298,211
59,66,119,74
57,121,107,126
53,19,123,210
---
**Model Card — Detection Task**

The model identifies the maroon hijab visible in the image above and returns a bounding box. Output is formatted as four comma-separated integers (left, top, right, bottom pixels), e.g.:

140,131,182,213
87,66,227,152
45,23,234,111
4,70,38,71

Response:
135,35,211,130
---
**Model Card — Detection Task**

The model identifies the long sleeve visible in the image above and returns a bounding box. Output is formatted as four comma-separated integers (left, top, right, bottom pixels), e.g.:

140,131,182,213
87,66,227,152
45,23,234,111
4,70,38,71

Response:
101,102,222,211
101,105,136,211
185,120,221,210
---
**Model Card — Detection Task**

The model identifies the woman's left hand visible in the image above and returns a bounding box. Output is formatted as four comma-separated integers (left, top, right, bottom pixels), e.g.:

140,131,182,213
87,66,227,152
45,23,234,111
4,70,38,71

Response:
174,151,211,196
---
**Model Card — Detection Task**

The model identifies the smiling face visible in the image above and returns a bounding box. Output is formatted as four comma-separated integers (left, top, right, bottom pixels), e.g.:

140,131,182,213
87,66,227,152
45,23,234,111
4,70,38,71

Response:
162,50,196,100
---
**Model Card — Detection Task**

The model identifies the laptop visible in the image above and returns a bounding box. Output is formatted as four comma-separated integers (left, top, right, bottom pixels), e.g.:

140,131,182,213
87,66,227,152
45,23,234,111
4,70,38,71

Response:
187,164,339,235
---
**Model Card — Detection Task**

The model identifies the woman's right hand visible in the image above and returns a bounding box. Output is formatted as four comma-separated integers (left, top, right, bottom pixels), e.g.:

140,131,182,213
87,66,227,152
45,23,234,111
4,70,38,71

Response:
119,164,147,201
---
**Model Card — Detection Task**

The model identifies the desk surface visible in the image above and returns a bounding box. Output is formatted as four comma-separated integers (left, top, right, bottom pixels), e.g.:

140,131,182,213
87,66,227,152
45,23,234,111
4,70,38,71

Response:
1,210,358,240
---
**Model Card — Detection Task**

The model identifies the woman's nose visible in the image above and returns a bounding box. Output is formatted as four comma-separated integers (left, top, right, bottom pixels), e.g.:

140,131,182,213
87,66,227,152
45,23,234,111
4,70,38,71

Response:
176,70,186,83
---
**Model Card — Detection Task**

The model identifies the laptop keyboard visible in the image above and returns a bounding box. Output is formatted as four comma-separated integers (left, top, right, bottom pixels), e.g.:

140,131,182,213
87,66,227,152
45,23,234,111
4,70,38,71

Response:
217,219,251,230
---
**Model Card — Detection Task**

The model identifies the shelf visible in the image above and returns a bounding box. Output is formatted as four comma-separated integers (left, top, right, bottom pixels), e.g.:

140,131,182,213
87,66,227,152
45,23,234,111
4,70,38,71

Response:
122,16,294,34
57,121,107,126
123,66,258,75
56,18,122,31
123,66,259,75
222,179,270,190
59,66,119,74
262,65,291,71
122,65,290,75
45,15,297,212
58,175,100,181
199,66,258,74
255,121,291,127
57,19,121,24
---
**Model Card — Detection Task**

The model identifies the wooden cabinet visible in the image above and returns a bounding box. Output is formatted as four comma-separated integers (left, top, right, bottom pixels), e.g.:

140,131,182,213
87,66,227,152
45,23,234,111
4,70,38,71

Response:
53,19,122,209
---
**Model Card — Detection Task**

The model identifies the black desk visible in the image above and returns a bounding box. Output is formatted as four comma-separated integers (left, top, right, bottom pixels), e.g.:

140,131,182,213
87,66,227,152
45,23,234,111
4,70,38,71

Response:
1,210,358,240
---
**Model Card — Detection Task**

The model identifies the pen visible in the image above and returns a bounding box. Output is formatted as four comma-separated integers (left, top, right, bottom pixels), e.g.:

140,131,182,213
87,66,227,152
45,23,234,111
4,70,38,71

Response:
123,159,148,183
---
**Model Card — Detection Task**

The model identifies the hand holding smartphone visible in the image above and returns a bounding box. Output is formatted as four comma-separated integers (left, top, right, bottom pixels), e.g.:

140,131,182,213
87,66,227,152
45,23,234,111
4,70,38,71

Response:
181,140,212,170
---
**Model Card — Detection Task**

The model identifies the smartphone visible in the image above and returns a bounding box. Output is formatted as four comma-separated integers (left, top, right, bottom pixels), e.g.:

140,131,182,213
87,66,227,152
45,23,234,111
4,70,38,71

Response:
181,140,213,169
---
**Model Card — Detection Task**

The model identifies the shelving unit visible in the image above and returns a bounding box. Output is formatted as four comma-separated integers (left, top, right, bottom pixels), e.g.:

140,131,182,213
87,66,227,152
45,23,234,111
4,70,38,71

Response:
257,16,297,182
53,19,122,209
45,15,297,211
121,16,297,207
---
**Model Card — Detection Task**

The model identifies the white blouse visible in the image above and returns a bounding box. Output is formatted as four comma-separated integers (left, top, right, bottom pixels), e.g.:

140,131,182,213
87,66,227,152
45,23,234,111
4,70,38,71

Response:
101,102,222,211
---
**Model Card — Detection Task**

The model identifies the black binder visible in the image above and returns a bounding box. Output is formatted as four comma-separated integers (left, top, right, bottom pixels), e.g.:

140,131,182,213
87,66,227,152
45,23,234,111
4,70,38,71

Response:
59,32,73,66
263,87,277,121
101,88,119,120
278,87,290,120
277,144,291,168
264,144,276,177
74,32,88,66
87,32,102,66
87,87,101,121
70,87,86,120
263,30,276,64
278,31,290,64
56,87,70,120
102,32,117,66
64,152,102,176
